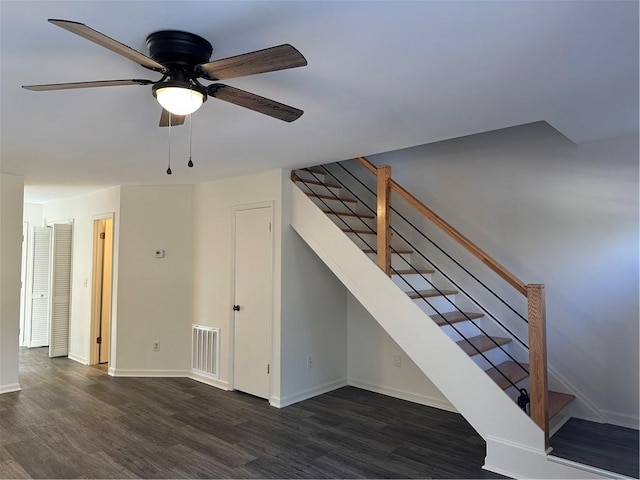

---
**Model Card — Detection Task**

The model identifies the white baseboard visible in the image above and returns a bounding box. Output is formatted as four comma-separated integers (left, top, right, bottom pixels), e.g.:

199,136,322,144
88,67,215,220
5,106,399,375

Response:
188,371,229,391
348,377,458,413
485,435,612,479
548,363,606,423
271,378,348,408
68,353,88,365
110,369,189,377
601,409,639,430
0,383,21,394
547,454,635,479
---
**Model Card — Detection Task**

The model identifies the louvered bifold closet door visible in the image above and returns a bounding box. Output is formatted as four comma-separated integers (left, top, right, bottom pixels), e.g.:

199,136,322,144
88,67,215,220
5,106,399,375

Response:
49,223,73,357
30,227,52,347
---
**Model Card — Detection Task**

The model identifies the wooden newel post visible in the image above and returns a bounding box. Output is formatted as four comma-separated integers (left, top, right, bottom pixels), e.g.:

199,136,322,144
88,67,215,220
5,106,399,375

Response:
377,165,392,275
527,283,549,449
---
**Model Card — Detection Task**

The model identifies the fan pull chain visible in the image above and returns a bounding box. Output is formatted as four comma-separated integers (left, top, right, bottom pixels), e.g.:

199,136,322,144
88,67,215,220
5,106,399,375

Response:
166,113,172,175
187,113,194,168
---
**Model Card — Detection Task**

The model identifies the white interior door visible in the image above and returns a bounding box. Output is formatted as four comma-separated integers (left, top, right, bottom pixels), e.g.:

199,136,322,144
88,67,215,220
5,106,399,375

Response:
49,223,73,357
29,226,51,348
233,206,273,399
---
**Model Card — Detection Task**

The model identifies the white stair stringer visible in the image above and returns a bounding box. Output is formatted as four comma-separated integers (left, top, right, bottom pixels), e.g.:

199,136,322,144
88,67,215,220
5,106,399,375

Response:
290,184,607,479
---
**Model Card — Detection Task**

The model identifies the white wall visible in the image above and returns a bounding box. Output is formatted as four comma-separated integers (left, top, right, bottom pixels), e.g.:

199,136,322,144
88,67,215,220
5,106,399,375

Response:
42,187,121,364
365,122,639,427
0,174,24,393
347,292,454,411
192,169,349,406
114,185,192,375
192,170,284,395
279,172,348,405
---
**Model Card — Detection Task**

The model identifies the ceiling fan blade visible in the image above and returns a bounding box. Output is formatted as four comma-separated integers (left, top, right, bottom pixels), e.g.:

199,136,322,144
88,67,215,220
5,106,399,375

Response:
22,79,153,91
197,44,307,81
209,84,303,122
48,19,165,72
159,109,186,127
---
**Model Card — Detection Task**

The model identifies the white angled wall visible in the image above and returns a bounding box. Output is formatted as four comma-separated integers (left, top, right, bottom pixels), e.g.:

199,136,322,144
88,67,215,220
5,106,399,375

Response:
364,122,639,428
0,174,24,393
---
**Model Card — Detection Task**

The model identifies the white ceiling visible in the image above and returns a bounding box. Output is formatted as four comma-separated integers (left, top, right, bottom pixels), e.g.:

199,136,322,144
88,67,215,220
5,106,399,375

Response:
1,1,638,203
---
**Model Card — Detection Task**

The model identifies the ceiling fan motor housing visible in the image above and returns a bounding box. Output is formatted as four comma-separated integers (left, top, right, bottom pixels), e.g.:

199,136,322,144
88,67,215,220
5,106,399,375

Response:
146,30,213,75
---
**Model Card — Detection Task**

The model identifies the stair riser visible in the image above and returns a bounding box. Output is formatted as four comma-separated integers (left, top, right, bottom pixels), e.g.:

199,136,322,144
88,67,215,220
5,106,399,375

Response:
439,321,485,342
469,347,512,371
345,232,378,249
504,377,530,394
366,252,412,270
327,213,374,230
298,182,342,198
392,273,434,293
309,196,361,215
294,170,326,183
412,294,457,315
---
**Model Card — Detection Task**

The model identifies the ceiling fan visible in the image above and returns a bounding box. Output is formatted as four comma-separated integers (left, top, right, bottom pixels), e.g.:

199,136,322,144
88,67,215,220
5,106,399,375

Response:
22,19,308,126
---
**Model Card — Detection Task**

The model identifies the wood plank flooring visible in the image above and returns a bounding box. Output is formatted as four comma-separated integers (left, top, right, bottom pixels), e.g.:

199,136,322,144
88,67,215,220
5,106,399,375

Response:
0,347,507,479
550,417,639,478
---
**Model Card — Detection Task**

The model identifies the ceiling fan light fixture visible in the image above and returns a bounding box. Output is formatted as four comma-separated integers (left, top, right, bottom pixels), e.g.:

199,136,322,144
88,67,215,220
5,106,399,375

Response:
154,84,205,115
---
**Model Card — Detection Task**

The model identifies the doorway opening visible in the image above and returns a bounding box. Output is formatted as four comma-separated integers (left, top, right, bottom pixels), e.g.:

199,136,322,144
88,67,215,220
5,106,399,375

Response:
90,216,114,366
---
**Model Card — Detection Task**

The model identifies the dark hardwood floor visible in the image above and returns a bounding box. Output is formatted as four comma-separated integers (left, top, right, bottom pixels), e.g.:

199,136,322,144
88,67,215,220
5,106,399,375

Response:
0,347,507,479
551,417,639,478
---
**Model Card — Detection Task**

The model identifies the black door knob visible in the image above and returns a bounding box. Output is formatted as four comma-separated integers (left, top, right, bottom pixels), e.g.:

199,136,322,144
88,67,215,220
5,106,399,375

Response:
233,305,240,311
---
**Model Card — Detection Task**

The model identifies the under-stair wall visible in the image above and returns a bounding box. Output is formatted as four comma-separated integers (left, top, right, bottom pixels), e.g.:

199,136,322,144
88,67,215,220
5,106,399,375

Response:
347,291,456,411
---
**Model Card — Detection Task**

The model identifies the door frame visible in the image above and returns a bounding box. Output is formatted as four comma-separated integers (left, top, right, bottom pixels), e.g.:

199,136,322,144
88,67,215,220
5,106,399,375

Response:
229,201,274,398
89,212,115,366
19,222,28,347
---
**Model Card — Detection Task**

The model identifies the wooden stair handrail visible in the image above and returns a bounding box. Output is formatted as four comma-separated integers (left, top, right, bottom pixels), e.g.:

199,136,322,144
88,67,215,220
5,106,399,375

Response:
355,157,527,296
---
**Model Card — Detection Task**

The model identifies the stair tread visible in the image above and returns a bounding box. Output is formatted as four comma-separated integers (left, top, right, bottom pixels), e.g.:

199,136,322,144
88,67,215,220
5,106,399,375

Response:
393,268,435,275
363,248,413,254
408,288,458,299
431,310,483,326
324,211,374,218
549,390,576,419
457,335,511,356
307,192,357,203
485,361,529,390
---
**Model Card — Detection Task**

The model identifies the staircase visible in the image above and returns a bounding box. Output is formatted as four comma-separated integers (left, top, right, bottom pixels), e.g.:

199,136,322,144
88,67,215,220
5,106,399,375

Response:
287,161,603,479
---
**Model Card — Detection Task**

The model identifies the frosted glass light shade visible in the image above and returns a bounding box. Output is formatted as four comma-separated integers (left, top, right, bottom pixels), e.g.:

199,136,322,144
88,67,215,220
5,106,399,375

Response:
155,86,204,115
